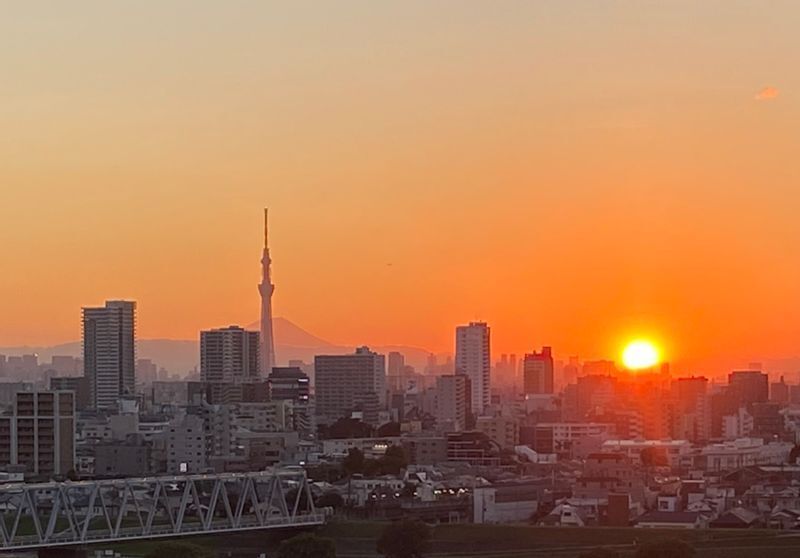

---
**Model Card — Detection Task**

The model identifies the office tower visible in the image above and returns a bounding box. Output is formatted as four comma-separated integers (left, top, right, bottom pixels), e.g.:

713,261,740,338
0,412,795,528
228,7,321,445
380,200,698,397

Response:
200,326,260,383
387,352,405,376
494,354,519,391
771,376,790,404
455,322,490,415
523,347,554,395
583,360,617,377
268,367,313,436
136,358,158,385
82,300,136,410
166,413,207,474
751,401,784,437
50,356,80,375
50,376,90,411
509,354,518,389
435,375,471,432
387,352,407,394
425,354,437,375
562,356,580,388
576,374,617,418
21,354,39,373
314,347,386,425
673,376,711,442
0,391,75,477
259,208,276,375
728,370,769,407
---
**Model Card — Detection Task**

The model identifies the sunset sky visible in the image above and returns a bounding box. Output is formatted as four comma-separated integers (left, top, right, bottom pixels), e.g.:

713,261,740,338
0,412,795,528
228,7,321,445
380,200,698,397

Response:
2,2,799,375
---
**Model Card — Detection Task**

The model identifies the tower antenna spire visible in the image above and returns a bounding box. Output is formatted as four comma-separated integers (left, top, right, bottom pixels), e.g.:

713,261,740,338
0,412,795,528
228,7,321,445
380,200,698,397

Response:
264,207,269,248
259,207,276,374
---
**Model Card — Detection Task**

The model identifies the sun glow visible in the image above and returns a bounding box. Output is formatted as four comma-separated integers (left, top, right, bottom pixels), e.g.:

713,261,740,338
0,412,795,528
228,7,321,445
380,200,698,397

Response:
622,340,660,370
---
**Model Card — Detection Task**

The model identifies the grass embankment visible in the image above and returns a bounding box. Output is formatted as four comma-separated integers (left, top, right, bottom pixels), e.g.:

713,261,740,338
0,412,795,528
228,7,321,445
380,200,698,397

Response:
109,521,800,558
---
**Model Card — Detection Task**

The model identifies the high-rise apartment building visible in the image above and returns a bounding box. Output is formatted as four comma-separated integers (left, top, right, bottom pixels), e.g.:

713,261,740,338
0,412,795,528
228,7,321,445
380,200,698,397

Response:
0,391,75,477
269,366,313,434
269,366,310,401
200,326,260,383
82,300,136,410
166,413,206,474
673,376,711,442
435,374,471,432
455,322,490,415
387,352,405,376
523,347,554,395
136,358,158,385
314,347,386,425
728,370,769,407
50,376,90,411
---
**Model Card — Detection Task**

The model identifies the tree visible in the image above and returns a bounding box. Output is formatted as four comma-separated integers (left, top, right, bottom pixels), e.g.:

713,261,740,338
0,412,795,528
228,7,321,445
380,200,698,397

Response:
327,417,374,439
377,421,402,436
317,491,345,509
579,548,619,558
379,445,409,475
640,447,668,468
277,532,337,558
144,541,214,558
400,482,417,499
634,538,695,558
377,519,431,558
285,486,312,512
343,448,366,475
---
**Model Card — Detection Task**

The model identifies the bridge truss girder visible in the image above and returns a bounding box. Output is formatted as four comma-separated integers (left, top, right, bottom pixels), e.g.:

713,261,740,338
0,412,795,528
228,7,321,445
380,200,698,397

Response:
0,469,324,550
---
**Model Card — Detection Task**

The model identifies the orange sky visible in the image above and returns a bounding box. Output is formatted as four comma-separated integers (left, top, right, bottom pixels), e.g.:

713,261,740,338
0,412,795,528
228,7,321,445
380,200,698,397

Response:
2,2,800,375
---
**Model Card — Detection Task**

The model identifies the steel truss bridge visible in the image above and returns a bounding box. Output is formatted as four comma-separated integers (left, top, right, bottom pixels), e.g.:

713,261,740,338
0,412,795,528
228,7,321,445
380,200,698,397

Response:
0,469,326,551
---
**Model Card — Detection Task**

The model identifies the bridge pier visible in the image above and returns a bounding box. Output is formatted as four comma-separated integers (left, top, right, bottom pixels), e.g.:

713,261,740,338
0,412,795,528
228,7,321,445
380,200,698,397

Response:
38,549,87,558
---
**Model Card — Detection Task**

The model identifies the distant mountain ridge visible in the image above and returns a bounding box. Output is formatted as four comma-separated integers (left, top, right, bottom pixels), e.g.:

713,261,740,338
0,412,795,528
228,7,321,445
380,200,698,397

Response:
0,317,433,375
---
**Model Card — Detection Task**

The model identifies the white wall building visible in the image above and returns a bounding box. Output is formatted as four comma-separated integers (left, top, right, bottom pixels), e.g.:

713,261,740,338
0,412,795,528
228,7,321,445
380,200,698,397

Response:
722,407,754,439
473,484,539,524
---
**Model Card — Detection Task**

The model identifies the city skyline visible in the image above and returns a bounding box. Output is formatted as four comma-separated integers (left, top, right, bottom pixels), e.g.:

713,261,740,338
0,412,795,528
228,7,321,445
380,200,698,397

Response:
3,3,800,376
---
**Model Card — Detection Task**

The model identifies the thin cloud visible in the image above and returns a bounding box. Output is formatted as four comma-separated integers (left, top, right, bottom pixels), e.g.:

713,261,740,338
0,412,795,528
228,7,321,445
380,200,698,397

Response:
755,86,780,101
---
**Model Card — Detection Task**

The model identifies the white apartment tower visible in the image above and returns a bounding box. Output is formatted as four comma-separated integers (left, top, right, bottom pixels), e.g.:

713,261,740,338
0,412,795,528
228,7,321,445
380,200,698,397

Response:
455,321,490,415
82,300,136,410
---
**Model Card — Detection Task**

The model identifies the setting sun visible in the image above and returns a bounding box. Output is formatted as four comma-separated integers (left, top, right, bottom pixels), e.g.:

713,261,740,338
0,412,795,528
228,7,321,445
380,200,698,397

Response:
622,340,661,370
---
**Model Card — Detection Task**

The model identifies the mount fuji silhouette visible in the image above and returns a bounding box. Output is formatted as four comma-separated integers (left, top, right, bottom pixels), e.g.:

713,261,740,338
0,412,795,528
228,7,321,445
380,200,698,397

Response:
0,317,433,376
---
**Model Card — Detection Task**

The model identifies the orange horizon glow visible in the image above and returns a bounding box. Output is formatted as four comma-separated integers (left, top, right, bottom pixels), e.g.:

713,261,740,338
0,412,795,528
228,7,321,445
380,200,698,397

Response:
2,3,800,377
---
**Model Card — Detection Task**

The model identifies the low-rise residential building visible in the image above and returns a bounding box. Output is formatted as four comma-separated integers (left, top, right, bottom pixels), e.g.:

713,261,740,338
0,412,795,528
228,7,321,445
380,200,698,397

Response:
403,437,448,465
473,480,545,523
93,437,151,477
697,438,792,472
322,437,403,459
635,511,706,529
476,415,519,449
533,422,615,458
601,439,692,469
